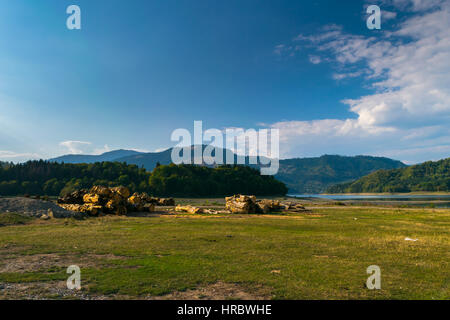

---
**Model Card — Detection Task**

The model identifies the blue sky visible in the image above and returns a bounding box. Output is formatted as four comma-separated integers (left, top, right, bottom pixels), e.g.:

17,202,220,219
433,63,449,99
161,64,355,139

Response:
0,0,449,163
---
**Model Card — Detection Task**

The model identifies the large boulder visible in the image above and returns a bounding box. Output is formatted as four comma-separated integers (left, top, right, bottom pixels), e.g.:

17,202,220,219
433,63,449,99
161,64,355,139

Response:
90,186,112,198
225,195,287,214
225,195,260,214
256,200,283,213
110,186,130,199
128,192,155,212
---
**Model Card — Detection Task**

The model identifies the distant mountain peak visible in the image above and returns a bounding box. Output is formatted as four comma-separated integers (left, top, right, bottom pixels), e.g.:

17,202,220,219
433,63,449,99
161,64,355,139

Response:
49,149,143,164
48,148,406,194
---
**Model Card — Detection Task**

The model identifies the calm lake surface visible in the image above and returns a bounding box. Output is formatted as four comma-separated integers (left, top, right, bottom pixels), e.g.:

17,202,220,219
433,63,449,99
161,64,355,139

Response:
289,194,450,208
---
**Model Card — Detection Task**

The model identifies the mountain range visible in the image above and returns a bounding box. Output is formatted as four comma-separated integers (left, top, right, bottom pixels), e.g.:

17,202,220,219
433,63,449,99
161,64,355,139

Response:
327,158,450,193
49,147,407,193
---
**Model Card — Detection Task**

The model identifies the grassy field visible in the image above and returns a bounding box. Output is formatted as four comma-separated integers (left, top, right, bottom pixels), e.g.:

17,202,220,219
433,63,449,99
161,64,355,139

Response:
0,203,449,300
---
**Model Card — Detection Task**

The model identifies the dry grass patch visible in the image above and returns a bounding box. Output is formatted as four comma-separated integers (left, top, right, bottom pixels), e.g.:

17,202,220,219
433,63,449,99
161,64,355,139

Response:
150,282,272,300
0,253,127,273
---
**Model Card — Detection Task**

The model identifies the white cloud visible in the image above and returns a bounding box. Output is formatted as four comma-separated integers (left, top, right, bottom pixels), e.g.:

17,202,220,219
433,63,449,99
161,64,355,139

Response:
382,10,398,20
271,0,450,163
93,144,111,155
309,55,321,64
59,141,92,154
0,150,41,161
273,44,285,55
390,0,445,11
332,71,365,80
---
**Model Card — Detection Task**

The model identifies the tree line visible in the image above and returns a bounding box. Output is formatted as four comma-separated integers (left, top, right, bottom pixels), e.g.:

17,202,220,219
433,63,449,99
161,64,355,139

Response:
0,160,287,197
327,158,450,193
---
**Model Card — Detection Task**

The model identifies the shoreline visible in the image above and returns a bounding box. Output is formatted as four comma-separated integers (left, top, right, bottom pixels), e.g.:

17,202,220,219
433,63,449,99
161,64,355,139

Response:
319,192,450,196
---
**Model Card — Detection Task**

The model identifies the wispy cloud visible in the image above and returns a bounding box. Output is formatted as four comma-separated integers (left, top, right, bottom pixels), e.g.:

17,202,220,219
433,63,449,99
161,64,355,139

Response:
93,144,111,155
0,150,41,161
59,141,92,154
270,0,450,163
308,55,322,64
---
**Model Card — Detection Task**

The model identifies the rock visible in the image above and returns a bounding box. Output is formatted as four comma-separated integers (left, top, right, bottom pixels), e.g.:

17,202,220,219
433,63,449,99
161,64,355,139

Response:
56,186,159,216
127,192,148,211
89,186,112,197
83,193,102,205
175,205,204,214
281,202,307,212
57,189,88,205
127,192,157,213
225,195,259,214
105,199,127,216
40,214,50,220
202,209,230,215
256,200,282,213
225,195,292,214
158,198,175,206
110,186,130,199
59,204,103,216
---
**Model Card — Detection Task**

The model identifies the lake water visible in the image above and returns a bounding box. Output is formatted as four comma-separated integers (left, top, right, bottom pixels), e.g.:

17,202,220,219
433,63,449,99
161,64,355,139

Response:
289,194,450,208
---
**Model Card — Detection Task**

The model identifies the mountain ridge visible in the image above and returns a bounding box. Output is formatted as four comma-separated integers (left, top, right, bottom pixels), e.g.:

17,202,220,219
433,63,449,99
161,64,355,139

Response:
327,158,450,193
49,147,407,193
49,149,143,164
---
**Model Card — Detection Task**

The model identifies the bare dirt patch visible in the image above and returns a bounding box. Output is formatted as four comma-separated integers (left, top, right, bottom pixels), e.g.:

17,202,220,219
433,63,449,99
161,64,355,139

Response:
150,281,272,300
0,281,132,300
0,253,127,273
0,281,272,300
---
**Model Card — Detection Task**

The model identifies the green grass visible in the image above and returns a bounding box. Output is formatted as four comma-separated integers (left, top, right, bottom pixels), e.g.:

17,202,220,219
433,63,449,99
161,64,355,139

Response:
0,207,449,299
0,212,34,227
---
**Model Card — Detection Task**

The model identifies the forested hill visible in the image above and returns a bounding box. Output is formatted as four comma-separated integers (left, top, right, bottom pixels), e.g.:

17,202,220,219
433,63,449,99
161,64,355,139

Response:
276,155,406,193
49,148,407,194
0,161,287,197
327,158,450,193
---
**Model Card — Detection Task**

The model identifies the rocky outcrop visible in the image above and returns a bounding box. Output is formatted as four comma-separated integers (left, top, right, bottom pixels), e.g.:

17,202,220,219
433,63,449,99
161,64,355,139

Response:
57,186,156,216
225,195,306,214
256,200,283,213
128,192,155,212
225,195,260,214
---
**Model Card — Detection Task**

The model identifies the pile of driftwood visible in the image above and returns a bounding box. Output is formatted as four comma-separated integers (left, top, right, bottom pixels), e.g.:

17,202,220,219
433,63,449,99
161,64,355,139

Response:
57,186,175,216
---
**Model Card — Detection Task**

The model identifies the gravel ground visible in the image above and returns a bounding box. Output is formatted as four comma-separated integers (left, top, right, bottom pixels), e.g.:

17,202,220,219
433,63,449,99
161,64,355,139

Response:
0,197,81,218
